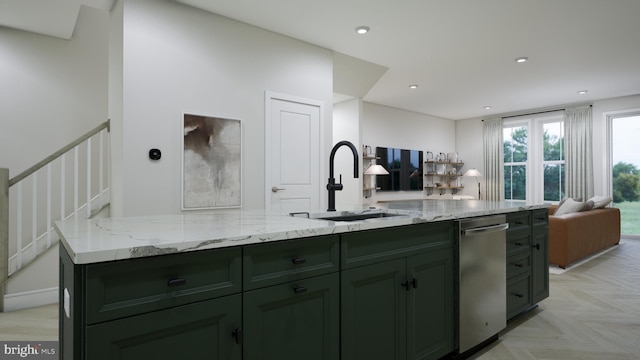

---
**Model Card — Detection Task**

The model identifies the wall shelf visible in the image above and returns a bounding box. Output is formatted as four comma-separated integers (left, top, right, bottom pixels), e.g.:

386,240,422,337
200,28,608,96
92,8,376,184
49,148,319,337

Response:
424,160,465,195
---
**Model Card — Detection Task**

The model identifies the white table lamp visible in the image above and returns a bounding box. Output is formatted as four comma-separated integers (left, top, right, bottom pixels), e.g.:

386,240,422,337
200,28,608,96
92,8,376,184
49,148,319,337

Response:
463,168,482,199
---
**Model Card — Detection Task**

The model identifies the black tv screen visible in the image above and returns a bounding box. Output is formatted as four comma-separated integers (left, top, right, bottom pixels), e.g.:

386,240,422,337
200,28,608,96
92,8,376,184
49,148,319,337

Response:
375,147,423,191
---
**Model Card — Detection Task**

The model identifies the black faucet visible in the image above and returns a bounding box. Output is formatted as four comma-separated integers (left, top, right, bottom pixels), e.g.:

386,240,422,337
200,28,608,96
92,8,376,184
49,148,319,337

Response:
327,140,359,211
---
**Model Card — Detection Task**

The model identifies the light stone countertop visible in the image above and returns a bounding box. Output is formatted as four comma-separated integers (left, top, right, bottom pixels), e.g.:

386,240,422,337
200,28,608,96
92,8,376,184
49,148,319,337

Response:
55,200,548,265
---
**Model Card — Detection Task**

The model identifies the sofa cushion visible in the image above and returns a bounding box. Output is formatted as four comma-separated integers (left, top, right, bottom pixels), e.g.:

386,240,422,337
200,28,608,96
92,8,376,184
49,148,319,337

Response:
554,198,594,215
588,195,612,209
558,197,582,209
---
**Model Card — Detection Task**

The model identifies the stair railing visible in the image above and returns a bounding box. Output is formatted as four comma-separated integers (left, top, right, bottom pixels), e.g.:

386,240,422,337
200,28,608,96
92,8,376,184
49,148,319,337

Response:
0,120,110,311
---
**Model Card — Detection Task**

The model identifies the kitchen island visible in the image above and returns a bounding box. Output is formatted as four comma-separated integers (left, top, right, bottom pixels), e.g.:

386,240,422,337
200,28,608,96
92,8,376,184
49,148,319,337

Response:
56,200,549,360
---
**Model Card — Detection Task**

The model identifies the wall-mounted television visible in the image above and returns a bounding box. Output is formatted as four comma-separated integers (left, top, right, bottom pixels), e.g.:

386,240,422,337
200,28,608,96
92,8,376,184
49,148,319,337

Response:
375,147,423,191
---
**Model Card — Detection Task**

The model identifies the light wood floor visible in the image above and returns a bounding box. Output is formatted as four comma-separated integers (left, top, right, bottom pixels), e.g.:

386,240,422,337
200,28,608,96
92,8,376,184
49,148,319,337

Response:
1,239,639,359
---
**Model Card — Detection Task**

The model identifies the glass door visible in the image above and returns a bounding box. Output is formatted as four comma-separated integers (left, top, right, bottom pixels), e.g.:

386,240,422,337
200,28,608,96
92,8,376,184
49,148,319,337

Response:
611,114,640,236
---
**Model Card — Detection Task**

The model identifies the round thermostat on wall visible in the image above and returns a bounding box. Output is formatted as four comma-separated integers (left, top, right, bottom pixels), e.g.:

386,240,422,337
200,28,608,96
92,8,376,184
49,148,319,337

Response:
149,148,162,161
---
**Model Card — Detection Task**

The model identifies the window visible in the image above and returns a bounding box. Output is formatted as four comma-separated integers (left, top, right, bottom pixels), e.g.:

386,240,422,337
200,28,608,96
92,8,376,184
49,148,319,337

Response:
503,125,527,200
503,113,565,202
542,121,565,202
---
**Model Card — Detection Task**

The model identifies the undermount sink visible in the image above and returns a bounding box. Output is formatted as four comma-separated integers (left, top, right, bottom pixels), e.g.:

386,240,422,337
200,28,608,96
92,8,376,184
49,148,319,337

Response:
291,210,409,222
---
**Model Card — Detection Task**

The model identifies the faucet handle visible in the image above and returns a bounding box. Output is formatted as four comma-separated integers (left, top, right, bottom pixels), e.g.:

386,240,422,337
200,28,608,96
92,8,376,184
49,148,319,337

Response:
334,174,344,191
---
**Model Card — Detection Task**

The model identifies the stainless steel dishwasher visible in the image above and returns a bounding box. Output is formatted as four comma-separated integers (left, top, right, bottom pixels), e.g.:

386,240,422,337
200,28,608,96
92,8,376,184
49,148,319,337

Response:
459,215,509,353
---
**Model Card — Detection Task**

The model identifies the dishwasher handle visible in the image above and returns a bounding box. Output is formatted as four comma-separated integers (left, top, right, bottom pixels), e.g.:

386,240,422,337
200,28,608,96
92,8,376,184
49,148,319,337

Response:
463,223,509,236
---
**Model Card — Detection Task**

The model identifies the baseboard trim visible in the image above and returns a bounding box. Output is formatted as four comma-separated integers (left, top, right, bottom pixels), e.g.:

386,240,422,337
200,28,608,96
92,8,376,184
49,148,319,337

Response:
4,287,58,312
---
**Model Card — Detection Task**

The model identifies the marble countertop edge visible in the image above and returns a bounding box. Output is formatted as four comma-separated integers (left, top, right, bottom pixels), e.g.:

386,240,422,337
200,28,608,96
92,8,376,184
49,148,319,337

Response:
55,200,549,264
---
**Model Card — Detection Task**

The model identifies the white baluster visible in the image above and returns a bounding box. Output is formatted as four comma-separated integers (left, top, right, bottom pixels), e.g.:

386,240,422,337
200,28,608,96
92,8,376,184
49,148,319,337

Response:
74,147,79,219
16,182,22,269
61,155,66,220
32,173,37,258
87,138,92,218
47,163,52,248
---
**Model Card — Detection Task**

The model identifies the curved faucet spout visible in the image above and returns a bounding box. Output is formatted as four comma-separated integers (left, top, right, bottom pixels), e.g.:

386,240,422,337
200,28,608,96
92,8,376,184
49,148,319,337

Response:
327,140,359,211
329,140,359,179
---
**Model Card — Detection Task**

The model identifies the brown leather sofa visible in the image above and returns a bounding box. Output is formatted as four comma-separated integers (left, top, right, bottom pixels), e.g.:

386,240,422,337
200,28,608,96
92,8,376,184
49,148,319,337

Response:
548,205,621,268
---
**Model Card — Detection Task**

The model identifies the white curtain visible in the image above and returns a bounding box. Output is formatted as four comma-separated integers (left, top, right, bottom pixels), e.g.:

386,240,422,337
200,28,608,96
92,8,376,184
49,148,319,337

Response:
564,105,594,200
483,118,503,201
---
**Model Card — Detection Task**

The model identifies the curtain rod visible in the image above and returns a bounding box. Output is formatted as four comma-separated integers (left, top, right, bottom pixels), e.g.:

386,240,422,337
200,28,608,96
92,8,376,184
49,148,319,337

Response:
482,104,592,121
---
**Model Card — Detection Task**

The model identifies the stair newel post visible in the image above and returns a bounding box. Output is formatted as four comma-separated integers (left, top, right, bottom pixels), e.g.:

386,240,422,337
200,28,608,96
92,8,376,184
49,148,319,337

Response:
0,168,9,312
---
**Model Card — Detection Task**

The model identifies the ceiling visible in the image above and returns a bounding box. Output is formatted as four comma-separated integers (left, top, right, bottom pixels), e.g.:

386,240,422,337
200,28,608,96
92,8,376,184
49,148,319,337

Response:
3,0,640,120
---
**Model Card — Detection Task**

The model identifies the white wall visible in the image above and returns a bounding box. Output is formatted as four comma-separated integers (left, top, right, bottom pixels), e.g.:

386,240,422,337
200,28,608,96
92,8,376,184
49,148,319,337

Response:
455,117,484,199
116,0,334,216
362,102,457,201
333,99,362,209
0,6,108,302
0,6,108,176
109,0,125,216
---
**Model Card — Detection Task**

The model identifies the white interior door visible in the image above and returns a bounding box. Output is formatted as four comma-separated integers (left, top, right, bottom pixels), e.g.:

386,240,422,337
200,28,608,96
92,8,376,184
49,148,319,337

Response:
266,93,322,212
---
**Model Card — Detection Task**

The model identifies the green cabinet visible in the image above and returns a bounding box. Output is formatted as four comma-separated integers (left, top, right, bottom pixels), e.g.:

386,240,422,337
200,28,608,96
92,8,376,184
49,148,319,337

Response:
505,209,549,320
342,258,407,360
407,250,455,360
241,235,340,360
86,294,241,360
243,273,339,360
60,219,460,360
531,209,550,304
341,222,456,360
59,246,242,360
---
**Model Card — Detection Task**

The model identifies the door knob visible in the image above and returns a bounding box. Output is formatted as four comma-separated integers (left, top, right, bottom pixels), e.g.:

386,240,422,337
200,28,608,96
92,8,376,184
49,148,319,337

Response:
271,186,286,193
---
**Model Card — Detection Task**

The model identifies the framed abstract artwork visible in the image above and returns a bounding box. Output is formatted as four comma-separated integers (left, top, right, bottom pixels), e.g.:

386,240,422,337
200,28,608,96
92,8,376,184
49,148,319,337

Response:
182,113,242,210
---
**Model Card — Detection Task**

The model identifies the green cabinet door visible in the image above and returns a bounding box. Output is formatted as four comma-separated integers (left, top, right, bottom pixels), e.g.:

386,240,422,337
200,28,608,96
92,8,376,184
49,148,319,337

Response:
243,273,340,360
85,294,242,360
407,249,454,360
341,259,407,360
531,222,549,304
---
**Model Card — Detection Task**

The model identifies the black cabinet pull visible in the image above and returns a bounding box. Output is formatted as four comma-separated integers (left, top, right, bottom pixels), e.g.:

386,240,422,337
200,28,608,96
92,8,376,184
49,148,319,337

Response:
232,328,243,344
514,263,523,268
293,285,307,294
411,278,418,289
514,242,523,246
167,278,186,287
291,257,306,265
514,293,524,298
515,221,524,225
537,217,546,221
532,243,540,250
401,280,411,291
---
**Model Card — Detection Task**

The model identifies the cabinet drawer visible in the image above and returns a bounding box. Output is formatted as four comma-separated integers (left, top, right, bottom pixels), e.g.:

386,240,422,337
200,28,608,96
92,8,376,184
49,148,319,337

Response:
532,209,549,225
85,247,241,324
507,252,531,279
506,228,531,256
507,273,531,320
506,211,530,231
341,222,455,269
243,235,339,290
86,293,242,360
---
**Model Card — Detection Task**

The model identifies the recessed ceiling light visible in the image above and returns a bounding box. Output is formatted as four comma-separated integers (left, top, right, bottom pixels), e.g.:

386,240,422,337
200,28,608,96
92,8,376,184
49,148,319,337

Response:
483,106,492,110
409,84,418,89
577,90,588,95
515,57,528,63
355,26,370,35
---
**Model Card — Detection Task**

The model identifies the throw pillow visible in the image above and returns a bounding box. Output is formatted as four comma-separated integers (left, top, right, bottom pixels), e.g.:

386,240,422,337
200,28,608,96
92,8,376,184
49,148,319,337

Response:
558,196,583,209
588,195,613,209
554,198,593,215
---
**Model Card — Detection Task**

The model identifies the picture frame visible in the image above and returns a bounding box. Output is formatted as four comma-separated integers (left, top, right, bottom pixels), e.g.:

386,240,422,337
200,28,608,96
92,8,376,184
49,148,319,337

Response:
182,113,242,210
